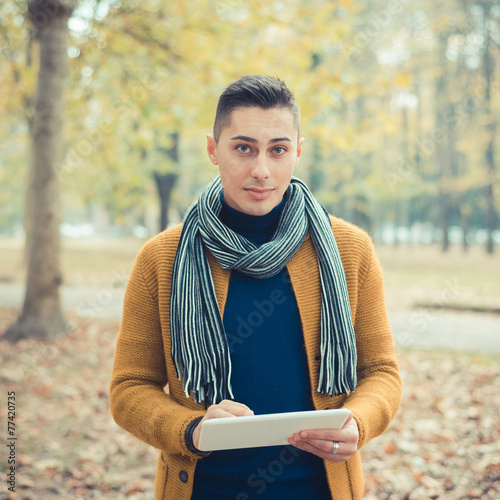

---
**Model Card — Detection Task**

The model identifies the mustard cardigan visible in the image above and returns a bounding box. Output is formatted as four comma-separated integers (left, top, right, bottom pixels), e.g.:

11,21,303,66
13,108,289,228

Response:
110,215,402,500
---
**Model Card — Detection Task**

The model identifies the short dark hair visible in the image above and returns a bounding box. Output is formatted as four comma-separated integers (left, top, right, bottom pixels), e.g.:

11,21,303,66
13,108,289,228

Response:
213,75,300,143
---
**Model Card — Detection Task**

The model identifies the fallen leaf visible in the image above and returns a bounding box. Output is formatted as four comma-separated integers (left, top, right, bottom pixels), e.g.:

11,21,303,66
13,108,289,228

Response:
384,442,397,454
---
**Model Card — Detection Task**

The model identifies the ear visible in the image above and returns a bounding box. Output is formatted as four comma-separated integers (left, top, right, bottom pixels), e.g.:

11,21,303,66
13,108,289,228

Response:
295,137,305,167
206,134,218,165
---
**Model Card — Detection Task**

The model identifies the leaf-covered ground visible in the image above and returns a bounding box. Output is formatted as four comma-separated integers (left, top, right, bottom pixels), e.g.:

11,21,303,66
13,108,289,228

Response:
1,308,499,500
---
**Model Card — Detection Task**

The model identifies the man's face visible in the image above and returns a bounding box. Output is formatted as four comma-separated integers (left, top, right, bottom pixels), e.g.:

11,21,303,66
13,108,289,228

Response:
207,106,304,216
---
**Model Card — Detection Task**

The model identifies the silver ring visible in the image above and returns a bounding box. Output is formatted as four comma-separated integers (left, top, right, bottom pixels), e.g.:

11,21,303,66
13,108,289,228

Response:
330,441,339,455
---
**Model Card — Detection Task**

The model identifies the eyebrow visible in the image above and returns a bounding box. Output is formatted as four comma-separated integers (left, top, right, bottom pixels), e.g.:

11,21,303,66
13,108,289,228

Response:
230,135,292,144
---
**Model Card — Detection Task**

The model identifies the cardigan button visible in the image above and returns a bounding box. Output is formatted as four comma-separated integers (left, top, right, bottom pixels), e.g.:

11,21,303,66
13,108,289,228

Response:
315,355,320,361
179,470,188,483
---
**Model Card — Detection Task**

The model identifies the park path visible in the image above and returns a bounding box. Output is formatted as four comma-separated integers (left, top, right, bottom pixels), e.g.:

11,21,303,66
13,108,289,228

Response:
1,283,499,355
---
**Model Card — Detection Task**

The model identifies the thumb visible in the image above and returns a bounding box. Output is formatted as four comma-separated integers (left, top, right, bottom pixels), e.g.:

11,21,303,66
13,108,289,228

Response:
342,411,353,428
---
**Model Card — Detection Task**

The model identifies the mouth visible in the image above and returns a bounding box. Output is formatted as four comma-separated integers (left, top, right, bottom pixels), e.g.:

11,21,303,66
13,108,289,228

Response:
244,187,275,200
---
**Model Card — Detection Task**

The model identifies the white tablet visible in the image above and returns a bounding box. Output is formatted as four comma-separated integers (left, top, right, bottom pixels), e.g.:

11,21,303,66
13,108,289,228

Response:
197,408,350,452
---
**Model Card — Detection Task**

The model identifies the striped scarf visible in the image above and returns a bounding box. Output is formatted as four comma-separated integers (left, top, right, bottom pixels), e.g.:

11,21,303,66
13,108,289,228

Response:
170,176,357,405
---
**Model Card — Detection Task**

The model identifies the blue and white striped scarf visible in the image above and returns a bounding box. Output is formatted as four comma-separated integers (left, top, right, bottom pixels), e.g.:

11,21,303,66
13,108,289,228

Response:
170,176,357,405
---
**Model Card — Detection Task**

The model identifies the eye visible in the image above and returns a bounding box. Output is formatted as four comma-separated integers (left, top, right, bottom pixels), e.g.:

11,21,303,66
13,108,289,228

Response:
236,144,252,154
273,146,287,155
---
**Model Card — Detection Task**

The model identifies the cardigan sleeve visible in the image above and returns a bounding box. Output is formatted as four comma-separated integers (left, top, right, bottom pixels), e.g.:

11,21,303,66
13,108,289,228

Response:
109,244,205,457
342,239,402,449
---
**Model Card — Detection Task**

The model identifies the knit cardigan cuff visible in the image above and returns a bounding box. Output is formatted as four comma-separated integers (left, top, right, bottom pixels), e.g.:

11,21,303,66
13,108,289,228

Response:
350,410,366,449
185,416,211,457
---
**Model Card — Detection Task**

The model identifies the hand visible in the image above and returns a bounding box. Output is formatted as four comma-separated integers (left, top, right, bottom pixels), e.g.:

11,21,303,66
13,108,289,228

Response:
192,399,254,450
288,411,359,462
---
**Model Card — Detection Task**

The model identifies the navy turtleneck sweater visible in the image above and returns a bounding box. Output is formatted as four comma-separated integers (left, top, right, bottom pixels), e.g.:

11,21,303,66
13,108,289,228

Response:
191,199,331,500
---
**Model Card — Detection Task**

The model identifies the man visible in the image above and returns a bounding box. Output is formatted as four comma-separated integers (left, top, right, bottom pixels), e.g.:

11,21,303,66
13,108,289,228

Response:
110,75,401,500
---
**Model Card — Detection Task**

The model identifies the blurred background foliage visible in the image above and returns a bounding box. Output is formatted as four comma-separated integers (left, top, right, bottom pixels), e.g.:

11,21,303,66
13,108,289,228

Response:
1,0,499,251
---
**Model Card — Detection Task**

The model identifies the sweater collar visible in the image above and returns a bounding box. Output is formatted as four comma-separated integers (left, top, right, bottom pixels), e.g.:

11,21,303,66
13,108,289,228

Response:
219,196,285,245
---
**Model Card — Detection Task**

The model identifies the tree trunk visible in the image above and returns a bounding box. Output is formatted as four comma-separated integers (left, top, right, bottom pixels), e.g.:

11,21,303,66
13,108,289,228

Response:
393,200,400,248
308,138,323,194
401,106,413,247
154,132,180,232
483,4,497,254
5,0,75,343
435,34,451,253
460,205,469,253
154,172,178,232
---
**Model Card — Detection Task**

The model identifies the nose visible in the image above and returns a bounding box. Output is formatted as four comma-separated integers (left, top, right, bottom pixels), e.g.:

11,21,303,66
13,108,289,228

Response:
251,153,270,181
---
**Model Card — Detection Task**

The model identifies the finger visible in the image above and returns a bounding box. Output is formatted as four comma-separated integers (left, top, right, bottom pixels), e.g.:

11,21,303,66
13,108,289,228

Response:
217,400,254,416
289,438,349,462
296,428,355,443
300,437,357,456
205,407,240,419
296,437,344,455
207,400,254,418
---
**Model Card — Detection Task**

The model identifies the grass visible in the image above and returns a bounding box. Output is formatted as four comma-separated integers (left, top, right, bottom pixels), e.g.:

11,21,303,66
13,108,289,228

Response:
0,236,144,288
1,236,499,313
375,243,500,312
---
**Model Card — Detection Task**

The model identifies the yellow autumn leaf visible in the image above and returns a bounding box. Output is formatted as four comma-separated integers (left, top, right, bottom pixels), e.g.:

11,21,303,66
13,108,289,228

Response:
395,72,411,88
